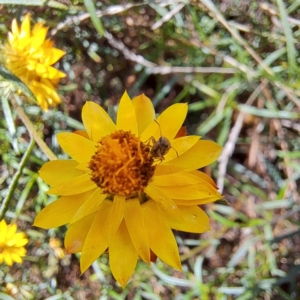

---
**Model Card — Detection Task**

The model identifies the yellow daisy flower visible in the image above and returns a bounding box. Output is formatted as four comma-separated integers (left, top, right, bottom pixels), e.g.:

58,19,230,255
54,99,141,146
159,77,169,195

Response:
1,13,66,110
34,92,222,287
0,220,28,266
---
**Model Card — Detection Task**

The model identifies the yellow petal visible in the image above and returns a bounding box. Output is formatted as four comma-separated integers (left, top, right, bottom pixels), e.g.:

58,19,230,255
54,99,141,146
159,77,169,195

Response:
4,252,13,266
37,65,64,79
30,79,62,109
11,255,22,264
110,220,138,288
70,189,107,224
191,170,218,189
109,195,125,236
13,234,28,247
82,102,116,142
0,220,7,238
164,140,222,171
33,192,92,228
75,162,90,171
145,184,177,211
162,135,200,164
124,199,150,264
173,196,221,206
44,48,66,65
11,18,20,37
74,130,89,139
31,26,48,49
57,132,96,163
7,224,17,238
32,77,60,92
80,201,113,273
153,183,221,200
142,201,181,270
31,22,45,36
141,103,188,142
65,213,96,253
43,66,66,79
132,94,155,136
152,172,207,186
116,91,138,135
39,160,83,186
155,165,185,176
20,14,30,39
7,31,15,45
47,173,97,196
166,205,210,233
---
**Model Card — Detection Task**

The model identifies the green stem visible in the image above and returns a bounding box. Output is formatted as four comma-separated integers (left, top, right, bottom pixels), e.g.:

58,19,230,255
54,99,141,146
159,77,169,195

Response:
10,95,57,161
84,0,104,36
0,138,35,220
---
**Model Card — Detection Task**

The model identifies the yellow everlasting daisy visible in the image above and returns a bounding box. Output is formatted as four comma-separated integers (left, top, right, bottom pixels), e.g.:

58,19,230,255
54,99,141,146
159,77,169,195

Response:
0,220,28,266
1,14,66,110
34,92,222,287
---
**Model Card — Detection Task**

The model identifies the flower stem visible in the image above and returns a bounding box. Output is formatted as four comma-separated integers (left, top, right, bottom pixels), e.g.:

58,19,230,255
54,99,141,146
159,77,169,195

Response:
10,95,57,161
0,138,35,220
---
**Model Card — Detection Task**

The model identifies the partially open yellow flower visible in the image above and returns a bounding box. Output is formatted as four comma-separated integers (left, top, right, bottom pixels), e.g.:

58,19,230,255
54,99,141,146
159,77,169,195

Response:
0,220,28,266
34,92,222,287
1,13,66,110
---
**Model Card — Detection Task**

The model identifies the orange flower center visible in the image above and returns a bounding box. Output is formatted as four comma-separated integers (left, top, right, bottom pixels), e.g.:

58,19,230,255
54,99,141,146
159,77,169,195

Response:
89,130,155,197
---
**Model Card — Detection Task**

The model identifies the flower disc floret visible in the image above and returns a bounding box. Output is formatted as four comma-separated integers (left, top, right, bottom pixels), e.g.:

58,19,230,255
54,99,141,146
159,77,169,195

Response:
89,130,155,196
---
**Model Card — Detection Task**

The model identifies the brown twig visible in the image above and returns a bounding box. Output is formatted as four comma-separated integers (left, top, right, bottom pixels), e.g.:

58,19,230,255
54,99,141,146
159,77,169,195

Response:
217,79,269,193
260,85,299,202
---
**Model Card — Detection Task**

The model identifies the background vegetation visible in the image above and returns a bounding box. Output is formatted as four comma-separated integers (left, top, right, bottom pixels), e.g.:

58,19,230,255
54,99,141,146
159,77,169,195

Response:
1,0,300,299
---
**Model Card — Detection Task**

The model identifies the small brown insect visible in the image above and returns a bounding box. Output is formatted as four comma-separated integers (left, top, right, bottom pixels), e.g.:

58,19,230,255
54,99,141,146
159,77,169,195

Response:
150,135,172,160
148,120,178,161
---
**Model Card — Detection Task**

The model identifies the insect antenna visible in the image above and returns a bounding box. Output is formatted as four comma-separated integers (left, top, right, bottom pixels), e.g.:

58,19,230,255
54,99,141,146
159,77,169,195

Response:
154,119,163,137
171,146,179,157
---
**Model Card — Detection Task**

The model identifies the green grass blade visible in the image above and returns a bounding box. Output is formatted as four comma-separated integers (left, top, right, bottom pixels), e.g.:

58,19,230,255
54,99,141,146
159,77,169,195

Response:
84,0,104,36
276,0,297,72
238,104,300,119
